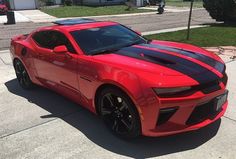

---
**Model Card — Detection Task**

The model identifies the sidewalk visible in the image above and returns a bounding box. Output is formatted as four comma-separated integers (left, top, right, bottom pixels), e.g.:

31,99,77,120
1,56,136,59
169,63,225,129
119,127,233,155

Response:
139,6,204,12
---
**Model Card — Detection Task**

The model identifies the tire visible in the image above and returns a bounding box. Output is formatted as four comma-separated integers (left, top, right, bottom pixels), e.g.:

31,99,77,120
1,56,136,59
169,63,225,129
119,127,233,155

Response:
14,59,34,89
158,7,164,14
98,87,141,138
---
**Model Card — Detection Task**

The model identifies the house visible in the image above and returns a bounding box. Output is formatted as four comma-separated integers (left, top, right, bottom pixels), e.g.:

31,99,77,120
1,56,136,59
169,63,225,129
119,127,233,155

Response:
8,0,128,10
8,0,62,10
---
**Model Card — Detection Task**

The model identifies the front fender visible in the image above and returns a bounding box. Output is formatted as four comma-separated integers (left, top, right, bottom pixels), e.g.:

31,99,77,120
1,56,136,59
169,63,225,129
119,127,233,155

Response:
94,66,160,133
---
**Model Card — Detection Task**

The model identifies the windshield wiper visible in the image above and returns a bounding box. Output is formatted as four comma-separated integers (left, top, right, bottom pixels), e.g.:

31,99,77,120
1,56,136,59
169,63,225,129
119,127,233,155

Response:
90,38,147,55
122,39,145,48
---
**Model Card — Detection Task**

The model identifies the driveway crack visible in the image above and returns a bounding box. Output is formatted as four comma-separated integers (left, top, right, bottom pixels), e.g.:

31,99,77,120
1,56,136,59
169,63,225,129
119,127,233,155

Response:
0,110,81,139
223,116,236,122
0,56,12,66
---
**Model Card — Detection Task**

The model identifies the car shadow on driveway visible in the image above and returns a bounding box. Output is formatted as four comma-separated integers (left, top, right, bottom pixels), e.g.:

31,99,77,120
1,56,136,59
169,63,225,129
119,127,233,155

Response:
5,79,221,158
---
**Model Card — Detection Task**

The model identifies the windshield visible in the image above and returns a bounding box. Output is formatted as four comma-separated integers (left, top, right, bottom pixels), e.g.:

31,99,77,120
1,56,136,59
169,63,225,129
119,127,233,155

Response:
71,24,147,55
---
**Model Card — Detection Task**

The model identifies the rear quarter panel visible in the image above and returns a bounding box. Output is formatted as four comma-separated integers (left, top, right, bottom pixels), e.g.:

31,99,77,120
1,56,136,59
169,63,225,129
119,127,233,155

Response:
10,35,39,85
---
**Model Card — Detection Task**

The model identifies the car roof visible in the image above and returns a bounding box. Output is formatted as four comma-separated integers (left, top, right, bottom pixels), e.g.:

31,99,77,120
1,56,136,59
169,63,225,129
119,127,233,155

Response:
37,18,119,33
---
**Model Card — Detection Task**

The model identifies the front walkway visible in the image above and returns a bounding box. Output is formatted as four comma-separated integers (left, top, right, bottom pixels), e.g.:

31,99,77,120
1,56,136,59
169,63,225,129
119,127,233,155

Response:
0,10,56,24
15,10,57,23
0,12,30,23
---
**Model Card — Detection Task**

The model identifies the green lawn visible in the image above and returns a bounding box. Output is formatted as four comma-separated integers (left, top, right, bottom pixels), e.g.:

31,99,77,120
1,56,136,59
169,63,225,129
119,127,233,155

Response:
41,5,153,18
166,0,203,8
145,26,236,47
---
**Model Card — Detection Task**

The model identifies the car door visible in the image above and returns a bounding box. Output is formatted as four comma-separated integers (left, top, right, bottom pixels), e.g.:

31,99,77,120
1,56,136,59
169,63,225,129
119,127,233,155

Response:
32,31,56,84
32,30,80,100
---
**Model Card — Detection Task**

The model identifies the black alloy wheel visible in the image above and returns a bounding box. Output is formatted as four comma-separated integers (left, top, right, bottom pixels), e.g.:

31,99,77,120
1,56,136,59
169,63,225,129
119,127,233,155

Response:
14,60,34,89
98,87,141,138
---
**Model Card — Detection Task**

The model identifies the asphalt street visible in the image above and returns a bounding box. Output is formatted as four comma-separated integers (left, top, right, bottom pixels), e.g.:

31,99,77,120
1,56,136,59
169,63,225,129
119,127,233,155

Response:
0,49,236,159
0,9,215,50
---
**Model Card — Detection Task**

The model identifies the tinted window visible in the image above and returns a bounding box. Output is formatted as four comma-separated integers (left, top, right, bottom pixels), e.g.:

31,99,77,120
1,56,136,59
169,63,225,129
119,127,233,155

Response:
71,24,146,55
32,31,53,49
32,31,76,53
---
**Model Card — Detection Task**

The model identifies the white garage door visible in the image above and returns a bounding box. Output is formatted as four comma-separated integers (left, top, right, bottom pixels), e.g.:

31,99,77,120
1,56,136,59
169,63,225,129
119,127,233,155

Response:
14,0,36,10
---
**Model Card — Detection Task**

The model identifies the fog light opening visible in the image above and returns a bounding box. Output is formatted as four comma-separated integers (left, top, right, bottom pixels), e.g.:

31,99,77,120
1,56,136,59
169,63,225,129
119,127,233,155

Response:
157,107,178,126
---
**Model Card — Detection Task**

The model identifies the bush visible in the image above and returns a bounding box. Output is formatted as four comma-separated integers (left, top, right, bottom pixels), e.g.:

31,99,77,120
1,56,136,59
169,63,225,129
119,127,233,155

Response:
64,0,73,6
203,0,236,21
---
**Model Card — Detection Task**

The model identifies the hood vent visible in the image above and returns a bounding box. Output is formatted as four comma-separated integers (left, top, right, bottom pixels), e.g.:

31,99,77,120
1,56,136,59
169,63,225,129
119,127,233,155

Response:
140,53,176,65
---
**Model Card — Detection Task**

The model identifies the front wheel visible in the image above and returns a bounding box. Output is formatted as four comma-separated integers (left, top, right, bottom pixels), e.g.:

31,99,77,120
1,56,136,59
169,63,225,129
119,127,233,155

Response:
98,87,141,138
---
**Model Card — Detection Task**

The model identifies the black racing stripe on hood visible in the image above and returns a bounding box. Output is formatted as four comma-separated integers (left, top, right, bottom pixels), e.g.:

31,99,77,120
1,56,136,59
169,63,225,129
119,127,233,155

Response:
115,46,220,84
140,43,225,73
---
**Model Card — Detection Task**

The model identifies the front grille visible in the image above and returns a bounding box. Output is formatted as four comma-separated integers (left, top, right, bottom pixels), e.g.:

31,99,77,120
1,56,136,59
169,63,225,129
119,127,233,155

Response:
194,80,221,94
186,99,220,125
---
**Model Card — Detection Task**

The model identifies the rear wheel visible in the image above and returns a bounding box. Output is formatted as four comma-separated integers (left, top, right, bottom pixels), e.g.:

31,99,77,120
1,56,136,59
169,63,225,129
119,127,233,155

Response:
14,60,34,89
98,87,141,138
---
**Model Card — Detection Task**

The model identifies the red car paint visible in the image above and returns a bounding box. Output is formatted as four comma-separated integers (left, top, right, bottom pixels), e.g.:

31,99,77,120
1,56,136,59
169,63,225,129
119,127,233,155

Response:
0,0,8,14
10,20,228,137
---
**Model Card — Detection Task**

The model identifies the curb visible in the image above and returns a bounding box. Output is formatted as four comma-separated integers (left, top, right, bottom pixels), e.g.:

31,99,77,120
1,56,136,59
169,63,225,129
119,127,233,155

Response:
57,12,157,21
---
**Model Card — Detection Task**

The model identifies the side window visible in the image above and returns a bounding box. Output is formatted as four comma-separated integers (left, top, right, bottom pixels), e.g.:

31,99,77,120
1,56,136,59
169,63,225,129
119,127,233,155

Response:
32,31,51,49
32,31,76,53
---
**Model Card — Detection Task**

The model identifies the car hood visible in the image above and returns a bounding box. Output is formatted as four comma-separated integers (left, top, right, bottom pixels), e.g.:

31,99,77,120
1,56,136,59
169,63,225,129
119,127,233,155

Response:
92,41,225,84
0,5,6,9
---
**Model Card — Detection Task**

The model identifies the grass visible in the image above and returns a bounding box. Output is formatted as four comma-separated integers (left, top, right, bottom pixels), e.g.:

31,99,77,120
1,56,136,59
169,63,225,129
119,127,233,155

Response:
166,0,203,8
41,5,153,18
145,25,236,47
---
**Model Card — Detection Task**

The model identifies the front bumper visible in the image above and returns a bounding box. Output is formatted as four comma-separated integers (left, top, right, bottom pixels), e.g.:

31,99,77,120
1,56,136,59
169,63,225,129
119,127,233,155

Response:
140,86,228,137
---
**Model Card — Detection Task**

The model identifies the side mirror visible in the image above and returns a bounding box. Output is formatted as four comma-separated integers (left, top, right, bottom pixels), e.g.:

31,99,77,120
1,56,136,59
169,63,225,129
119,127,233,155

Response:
53,45,68,54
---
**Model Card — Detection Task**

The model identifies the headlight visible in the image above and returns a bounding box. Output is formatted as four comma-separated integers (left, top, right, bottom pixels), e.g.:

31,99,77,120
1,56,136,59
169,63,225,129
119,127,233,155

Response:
153,87,192,97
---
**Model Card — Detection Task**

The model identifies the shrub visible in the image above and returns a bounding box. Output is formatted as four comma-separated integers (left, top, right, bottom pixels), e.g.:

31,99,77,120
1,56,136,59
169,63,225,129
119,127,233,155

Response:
64,0,73,6
203,0,236,21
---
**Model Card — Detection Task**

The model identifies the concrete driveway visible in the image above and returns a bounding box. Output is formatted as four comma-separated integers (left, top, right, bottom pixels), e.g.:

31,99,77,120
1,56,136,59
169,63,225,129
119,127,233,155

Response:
0,49,235,159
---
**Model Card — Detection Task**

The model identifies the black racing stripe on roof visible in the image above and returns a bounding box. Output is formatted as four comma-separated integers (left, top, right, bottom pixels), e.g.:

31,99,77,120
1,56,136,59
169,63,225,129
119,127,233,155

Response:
140,43,225,73
115,46,220,84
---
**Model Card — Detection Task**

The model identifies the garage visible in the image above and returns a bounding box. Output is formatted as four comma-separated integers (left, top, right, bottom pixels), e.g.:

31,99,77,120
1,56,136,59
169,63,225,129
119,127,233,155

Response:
12,0,37,10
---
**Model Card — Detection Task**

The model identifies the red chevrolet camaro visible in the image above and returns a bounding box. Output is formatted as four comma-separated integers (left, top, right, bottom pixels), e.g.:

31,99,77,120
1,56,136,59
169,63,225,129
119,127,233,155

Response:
10,19,228,138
